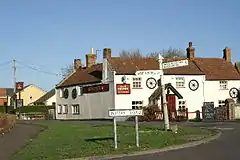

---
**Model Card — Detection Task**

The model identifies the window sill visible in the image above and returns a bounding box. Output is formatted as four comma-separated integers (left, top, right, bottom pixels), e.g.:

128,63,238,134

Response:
72,113,80,115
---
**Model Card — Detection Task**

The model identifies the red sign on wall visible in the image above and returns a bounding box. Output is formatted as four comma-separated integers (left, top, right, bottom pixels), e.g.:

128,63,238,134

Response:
116,84,131,94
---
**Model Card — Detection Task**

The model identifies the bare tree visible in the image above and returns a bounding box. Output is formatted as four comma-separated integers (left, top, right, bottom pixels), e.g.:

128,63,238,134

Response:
60,47,185,78
119,49,143,59
119,47,185,59
61,64,74,78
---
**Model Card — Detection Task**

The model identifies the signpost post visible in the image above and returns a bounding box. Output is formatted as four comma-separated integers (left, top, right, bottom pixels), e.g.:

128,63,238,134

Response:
108,109,143,149
159,56,189,131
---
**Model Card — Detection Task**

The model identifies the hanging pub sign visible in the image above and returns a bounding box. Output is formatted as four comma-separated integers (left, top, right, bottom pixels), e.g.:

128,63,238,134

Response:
83,84,109,94
16,82,24,91
116,84,131,94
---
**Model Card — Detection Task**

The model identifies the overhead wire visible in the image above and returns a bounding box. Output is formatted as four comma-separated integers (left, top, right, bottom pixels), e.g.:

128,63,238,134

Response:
0,60,12,68
15,60,62,76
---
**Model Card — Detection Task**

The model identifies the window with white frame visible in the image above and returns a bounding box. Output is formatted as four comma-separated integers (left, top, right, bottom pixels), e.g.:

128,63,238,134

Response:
219,80,228,90
218,100,225,107
57,105,62,114
59,89,63,98
133,77,142,88
176,77,185,88
62,105,68,114
76,86,83,96
178,100,186,110
132,101,143,109
72,104,80,115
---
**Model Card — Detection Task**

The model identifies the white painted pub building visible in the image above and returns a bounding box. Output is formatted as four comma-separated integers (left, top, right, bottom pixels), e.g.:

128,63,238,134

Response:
55,42,240,120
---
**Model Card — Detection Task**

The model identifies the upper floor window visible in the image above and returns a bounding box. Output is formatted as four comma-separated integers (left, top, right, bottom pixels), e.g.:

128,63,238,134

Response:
219,80,228,90
133,77,142,88
59,89,63,98
176,77,185,88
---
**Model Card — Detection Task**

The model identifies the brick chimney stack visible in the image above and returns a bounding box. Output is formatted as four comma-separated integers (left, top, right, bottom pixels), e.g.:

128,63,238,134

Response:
186,42,195,59
86,48,96,68
223,47,232,63
103,48,112,59
73,59,82,71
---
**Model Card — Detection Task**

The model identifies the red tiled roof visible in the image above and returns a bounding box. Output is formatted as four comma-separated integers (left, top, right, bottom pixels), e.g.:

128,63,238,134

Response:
57,56,240,87
57,64,102,88
108,57,203,75
163,58,204,75
192,58,240,80
108,57,159,74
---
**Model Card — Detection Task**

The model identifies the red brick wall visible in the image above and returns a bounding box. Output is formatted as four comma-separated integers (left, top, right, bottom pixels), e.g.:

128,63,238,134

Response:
0,89,6,97
0,98,7,106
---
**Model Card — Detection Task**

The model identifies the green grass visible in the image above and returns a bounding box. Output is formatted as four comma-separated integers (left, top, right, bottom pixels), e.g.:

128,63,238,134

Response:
11,122,217,160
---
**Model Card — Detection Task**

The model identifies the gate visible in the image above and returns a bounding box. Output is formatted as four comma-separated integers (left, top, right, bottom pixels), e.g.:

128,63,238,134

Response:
202,102,215,120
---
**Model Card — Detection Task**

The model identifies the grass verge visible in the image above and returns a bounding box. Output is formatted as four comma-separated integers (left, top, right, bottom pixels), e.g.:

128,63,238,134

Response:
11,121,217,160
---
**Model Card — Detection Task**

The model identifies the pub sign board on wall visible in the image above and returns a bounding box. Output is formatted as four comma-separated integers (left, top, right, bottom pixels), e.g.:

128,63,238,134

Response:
83,84,109,94
116,84,131,94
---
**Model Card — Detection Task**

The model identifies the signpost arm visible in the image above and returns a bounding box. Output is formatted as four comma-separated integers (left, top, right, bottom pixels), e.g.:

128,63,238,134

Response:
113,117,118,149
135,115,139,147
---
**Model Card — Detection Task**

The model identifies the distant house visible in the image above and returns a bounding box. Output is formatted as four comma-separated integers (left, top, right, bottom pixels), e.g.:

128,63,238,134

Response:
0,88,14,106
9,84,46,106
33,88,56,106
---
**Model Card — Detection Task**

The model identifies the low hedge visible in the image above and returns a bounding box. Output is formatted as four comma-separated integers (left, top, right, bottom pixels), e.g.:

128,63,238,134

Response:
0,113,16,134
0,105,55,114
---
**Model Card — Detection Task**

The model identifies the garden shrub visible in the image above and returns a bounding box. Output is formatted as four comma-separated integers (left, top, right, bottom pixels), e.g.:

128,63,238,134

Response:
0,113,16,134
126,105,161,122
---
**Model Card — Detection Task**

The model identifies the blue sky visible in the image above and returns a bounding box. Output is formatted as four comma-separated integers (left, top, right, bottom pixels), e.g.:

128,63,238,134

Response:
0,0,240,91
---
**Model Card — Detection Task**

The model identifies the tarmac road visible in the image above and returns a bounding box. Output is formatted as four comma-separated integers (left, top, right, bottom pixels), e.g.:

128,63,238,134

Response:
109,122,240,160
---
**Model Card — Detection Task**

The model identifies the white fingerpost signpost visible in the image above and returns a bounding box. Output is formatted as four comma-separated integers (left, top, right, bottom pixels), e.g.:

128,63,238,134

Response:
158,54,189,131
108,109,143,149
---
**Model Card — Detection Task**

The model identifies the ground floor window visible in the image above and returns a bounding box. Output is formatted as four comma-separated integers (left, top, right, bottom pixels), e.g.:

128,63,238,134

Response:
132,101,143,109
72,104,80,115
63,105,68,114
178,100,186,110
218,100,225,107
57,105,62,114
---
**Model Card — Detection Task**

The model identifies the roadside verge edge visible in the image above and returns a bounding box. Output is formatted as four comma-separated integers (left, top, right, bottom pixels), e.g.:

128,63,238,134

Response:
67,129,221,160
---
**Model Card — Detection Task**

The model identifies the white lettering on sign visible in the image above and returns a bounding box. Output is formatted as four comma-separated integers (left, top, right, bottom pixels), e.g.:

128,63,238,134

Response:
136,70,161,76
162,59,189,69
108,109,143,117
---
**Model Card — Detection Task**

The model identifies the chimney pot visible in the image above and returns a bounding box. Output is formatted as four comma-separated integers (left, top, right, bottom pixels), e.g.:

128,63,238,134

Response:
223,47,232,63
74,59,82,71
189,42,193,47
103,48,112,59
186,41,195,59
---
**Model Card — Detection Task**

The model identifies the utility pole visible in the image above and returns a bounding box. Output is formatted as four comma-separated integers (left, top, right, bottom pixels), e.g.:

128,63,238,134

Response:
13,59,16,109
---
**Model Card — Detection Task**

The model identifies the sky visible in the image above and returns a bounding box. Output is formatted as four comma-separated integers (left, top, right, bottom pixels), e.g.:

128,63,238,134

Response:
0,0,240,91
